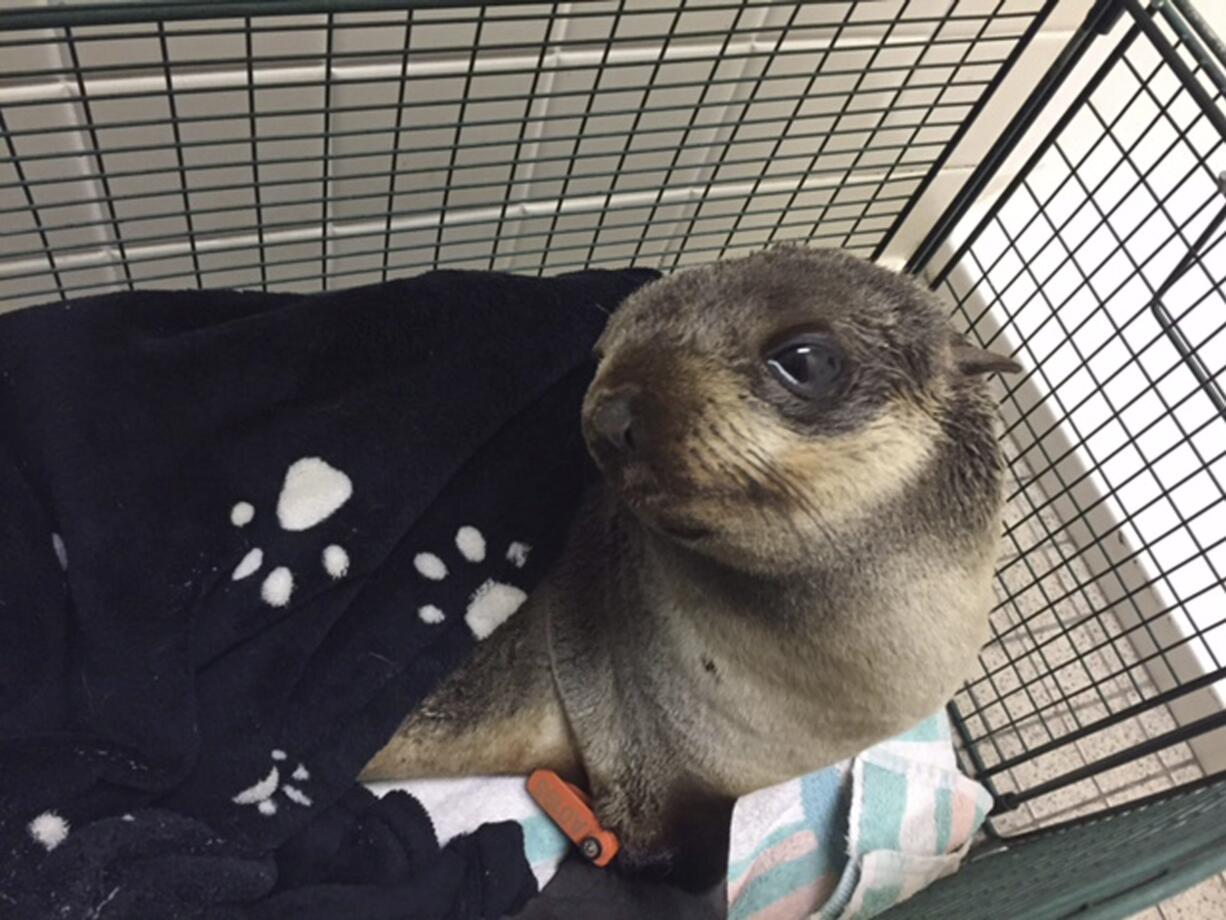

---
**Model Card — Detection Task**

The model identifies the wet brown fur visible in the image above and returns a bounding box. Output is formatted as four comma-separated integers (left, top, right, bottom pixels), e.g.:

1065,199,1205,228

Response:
362,247,1018,889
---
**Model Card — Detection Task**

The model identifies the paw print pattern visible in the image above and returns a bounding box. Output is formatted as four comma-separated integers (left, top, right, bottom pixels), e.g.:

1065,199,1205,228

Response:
232,749,314,817
413,526,532,640
28,811,69,851
229,457,353,607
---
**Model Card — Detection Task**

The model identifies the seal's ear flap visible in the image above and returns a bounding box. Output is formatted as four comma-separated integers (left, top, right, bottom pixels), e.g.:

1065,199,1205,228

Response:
951,340,1023,376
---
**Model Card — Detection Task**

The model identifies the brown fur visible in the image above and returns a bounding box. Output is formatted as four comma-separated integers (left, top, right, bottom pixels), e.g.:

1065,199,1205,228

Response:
363,247,1018,889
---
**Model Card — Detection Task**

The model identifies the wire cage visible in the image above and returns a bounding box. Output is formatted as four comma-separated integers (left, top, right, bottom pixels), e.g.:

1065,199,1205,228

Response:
1,0,1224,917
933,0,1226,831
0,0,1052,303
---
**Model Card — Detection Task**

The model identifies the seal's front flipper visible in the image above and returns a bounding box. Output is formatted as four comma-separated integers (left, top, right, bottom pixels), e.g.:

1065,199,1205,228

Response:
360,601,579,781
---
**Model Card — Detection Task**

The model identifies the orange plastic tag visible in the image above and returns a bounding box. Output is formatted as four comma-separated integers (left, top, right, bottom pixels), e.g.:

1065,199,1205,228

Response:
526,769,620,867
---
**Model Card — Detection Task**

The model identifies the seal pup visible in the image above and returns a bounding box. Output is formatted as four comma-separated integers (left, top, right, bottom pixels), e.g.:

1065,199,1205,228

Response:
362,247,1019,888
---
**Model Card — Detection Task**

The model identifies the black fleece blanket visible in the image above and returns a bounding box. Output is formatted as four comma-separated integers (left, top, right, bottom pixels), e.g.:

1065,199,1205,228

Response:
0,267,658,919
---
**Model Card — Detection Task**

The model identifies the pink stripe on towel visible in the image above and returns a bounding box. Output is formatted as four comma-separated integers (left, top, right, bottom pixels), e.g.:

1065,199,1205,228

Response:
728,830,819,904
948,783,977,852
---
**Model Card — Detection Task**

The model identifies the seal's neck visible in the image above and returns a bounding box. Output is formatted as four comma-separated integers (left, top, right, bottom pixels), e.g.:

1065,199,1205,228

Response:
633,523,836,631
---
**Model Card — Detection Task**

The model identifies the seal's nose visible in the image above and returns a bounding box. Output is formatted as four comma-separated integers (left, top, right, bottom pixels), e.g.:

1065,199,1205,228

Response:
588,385,640,455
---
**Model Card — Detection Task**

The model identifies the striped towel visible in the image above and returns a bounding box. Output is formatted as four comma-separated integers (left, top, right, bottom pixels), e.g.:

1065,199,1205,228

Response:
728,712,992,920
368,711,990,916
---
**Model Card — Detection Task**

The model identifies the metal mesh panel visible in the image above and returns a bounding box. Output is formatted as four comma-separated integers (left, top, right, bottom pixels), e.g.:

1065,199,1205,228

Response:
0,0,1051,310
927,0,1226,836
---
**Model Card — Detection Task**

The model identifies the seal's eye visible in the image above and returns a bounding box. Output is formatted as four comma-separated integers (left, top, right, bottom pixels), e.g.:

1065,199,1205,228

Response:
766,336,844,399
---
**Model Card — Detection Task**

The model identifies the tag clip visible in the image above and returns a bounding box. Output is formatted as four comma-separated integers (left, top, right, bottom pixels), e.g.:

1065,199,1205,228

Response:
526,769,620,867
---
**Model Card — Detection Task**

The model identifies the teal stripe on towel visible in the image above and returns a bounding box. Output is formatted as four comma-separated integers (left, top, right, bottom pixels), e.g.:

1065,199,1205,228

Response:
857,762,907,853
895,714,947,743
802,766,852,879
934,783,952,855
855,882,903,919
727,820,809,882
519,814,567,866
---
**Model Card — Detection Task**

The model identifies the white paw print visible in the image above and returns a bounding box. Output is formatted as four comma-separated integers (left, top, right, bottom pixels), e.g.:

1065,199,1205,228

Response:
232,749,314,817
229,457,353,607
413,525,532,640
28,811,70,851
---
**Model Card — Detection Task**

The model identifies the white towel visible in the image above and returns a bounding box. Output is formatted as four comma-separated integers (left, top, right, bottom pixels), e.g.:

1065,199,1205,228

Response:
363,775,568,890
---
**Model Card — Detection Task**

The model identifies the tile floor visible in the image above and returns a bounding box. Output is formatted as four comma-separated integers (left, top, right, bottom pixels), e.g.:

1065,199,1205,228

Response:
1133,874,1226,920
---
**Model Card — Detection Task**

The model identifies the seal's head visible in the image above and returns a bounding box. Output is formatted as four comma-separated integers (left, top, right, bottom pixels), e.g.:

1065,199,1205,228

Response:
582,247,1019,573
